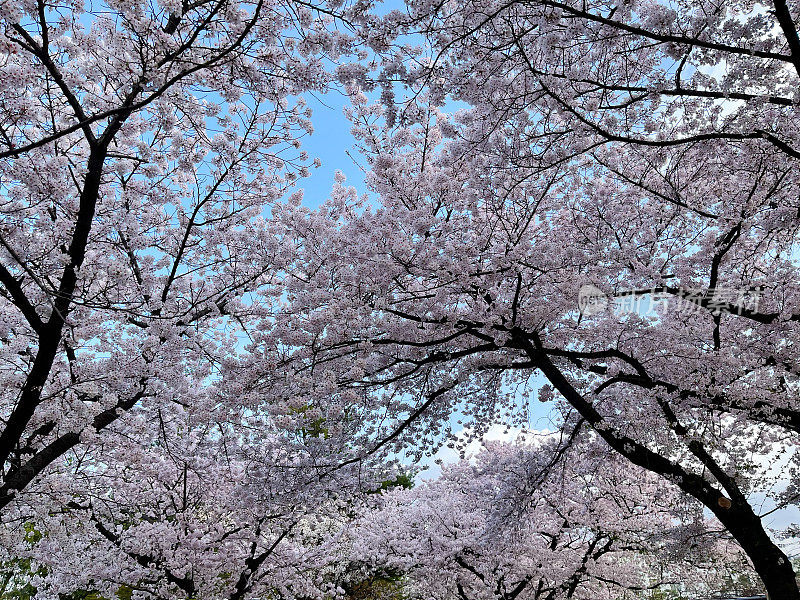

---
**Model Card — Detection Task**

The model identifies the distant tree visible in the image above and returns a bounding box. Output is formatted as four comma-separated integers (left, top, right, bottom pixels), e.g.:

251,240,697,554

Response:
14,412,375,600
347,438,756,600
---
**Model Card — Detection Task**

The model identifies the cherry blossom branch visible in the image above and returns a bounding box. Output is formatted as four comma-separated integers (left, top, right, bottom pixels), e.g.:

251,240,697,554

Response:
0,378,149,510
536,0,792,63
771,0,800,78
513,328,797,596
0,264,43,334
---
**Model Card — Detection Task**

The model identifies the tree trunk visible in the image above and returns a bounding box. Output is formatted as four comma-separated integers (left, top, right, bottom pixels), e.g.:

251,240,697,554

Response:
521,333,800,599
721,504,799,600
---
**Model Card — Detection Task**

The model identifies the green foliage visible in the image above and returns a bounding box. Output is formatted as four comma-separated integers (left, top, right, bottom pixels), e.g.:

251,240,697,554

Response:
21,524,41,546
0,570,38,600
115,586,133,600
368,472,415,495
0,523,44,600
0,523,133,600
60,591,106,600
288,405,329,439
346,573,407,600
641,590,688,600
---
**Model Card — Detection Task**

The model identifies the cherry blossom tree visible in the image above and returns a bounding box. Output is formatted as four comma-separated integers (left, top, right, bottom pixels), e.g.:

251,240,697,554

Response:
0,0,365,516
347,438,760,600
0,4,430,597
262,0,800,591
367,3,800,595
6,403,379,600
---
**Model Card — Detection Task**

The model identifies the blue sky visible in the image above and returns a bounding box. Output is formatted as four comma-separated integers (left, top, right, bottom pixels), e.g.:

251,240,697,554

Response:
296,90,368,208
